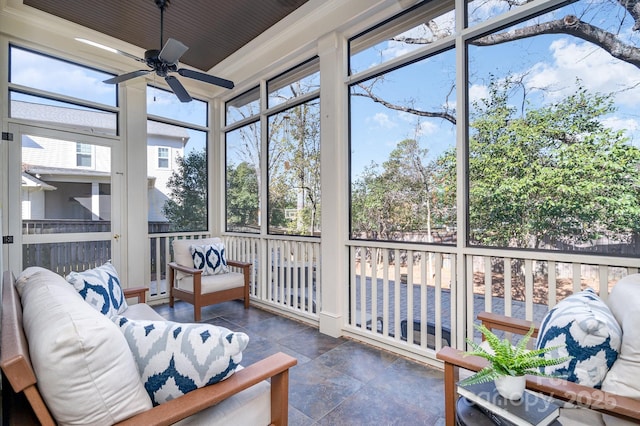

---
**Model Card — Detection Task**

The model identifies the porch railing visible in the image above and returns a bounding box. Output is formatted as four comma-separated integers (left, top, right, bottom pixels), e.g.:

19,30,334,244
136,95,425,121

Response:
146,231,638,364
147,233,320,321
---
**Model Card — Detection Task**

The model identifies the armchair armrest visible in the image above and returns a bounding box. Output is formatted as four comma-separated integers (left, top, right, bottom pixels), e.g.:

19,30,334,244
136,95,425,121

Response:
123,287,147,304
227,260,251,269
477,312,539,338
168,262,203,276
116,352,297,426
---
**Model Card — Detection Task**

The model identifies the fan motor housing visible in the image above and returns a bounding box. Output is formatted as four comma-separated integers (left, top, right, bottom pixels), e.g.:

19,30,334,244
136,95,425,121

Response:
145,49,177,76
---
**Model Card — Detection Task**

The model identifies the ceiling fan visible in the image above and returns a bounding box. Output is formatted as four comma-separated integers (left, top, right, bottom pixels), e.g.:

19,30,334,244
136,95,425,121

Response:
96,0,234,102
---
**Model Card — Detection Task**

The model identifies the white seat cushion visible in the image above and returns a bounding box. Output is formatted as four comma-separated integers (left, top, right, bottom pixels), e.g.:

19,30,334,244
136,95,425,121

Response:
123,302,167,321
173,370,271,425
177,271,245,293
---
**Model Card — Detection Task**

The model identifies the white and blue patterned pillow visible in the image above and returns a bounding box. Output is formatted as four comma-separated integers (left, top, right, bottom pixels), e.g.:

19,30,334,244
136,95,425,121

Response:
536,288,621,388
113,317,249,406
66,262,127,317
189,243,229,275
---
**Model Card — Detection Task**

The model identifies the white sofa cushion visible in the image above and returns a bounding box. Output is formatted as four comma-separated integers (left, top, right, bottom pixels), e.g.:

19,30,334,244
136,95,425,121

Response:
536,288,621,388
65,261,128,317
113,317,249,405
16,267,152,426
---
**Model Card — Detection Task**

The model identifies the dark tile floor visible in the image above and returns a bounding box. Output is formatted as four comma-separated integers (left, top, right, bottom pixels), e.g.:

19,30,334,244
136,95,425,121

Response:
153,300,447,426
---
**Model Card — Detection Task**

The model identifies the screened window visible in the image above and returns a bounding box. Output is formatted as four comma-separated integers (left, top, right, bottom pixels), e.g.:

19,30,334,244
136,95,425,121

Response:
266,60,321,236
226,87,260,126
9,46,118,136
349,1,454,75
268,57,319,108
349,40,457,243
226,123,261,233
9,45,117,106
76,143,92,167
466,0,640,255
146,87,209,233
267,100,321,236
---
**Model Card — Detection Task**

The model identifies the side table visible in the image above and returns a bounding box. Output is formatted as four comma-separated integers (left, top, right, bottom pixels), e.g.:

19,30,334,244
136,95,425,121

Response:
456,397,562,426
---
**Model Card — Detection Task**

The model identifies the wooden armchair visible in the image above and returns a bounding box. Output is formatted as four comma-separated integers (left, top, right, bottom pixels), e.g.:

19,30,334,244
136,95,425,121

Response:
436,312,640,426
168,237,251,321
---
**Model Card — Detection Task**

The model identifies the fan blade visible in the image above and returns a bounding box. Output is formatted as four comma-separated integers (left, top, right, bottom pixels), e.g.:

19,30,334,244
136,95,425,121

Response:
159,38,189,65
178,68,235,89
165,76,192,102
76,38,145,63
104,70,150,84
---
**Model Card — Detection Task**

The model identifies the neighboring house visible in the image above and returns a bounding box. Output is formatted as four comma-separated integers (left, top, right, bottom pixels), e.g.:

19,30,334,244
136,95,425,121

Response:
14,100,189,222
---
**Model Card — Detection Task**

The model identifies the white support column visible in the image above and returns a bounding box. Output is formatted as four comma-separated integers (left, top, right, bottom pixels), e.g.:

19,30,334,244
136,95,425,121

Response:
318,31,348,337
120,80,148,286
91,182,100,220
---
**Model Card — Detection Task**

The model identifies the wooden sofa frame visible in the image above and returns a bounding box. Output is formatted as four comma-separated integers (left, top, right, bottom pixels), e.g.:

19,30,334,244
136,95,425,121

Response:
1,271,296,426
436,312,640,426
168,259,251,322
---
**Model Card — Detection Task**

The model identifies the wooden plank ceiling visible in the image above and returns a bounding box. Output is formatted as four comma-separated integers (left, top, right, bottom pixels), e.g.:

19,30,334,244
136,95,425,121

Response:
24,0,309,71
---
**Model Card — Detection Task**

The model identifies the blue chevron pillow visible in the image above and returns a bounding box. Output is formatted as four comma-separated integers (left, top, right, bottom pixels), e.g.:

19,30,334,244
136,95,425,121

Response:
66,261,127,317
113,317,249,406
536,288,621,388
189,243,229,275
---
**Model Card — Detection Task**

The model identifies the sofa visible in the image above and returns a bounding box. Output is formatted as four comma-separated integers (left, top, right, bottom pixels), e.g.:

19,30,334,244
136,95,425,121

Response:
437,273,640,426
1,267,297,425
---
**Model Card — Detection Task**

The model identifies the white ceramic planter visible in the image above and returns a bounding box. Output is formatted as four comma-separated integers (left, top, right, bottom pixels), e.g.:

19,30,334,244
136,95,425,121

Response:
495,375,526,400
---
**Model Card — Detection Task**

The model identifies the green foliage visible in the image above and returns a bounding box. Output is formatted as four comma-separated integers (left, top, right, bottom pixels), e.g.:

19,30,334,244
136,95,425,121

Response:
351,139,452,240
441,78,640,249
162,150,207,232
459,324,570,385
226,162,259,230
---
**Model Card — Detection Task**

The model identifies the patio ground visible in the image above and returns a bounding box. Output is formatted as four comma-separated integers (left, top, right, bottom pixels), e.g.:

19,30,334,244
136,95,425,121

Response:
154,300,447,425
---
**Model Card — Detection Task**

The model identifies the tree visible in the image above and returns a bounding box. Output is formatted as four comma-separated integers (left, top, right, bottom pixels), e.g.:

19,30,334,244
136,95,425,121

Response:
352,0,640,137
162,150,207,232
440,79,640,249
226,161,259,231
269,99,321,236
351,139,449,241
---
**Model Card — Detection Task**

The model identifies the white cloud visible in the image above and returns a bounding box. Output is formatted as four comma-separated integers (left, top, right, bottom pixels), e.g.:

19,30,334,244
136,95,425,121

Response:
369,112,396,129
601,116,640,134
468,83,490,104
526,38,640,107
416,120,439,136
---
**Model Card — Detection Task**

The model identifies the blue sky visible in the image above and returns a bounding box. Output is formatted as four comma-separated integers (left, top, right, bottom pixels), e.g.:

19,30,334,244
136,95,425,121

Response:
349,0,640,179
10,45,208,155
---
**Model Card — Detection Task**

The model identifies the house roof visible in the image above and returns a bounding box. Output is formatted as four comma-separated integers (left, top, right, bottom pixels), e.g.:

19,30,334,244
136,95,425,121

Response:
12,100,190,141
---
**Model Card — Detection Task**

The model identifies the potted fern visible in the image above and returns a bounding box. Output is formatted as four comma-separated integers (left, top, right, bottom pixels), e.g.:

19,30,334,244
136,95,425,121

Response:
459,324,569,400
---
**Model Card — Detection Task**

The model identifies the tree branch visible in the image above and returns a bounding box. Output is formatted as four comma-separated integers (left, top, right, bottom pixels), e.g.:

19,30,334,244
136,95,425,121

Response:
353,83,457,125
472,15,640,68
